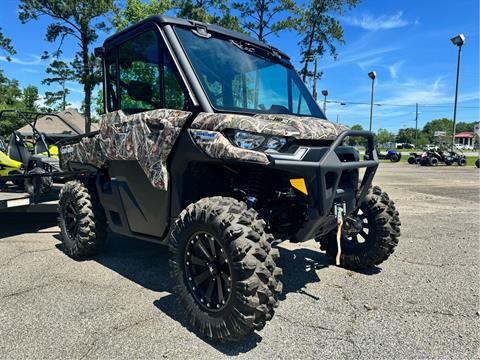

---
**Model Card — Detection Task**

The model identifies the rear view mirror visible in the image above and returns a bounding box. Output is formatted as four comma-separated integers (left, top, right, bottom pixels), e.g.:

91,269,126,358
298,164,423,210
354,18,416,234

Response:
127,80,153,103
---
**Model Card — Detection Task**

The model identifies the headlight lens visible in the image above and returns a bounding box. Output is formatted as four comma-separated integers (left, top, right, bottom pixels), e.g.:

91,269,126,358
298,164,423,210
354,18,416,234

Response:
265,136,287,150
230,131,287,151
232,131,266,150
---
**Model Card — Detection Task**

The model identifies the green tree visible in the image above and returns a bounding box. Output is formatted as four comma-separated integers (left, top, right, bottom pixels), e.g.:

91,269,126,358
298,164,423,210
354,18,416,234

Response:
455,121,476,133
19,0,115,132
421,118,452,142
0,70,22,108
376,128,394,146
347,123,366,146
113,0,174,30
42,59,75,111
233,0,296,41
297,0,360,82
94,88,105,116
397,128,416,144
114,0,241,32
0,27,16,61
22,85,40,111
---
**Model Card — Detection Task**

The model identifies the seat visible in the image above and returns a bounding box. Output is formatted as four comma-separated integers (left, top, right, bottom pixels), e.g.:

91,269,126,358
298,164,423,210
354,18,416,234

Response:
8,131,31,164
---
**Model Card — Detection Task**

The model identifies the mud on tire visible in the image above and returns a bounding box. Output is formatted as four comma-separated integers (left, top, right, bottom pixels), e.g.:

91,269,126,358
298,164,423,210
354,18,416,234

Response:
58,180,107,258
318,186,401,271
169,196,282,341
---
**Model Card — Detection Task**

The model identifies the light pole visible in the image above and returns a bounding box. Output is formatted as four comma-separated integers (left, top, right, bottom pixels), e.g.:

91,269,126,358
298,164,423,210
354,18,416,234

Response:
450,34,465,148
321,89,328,115
368,71,376,131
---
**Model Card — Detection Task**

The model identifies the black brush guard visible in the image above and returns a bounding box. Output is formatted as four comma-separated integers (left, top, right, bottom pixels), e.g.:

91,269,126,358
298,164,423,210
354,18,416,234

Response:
271,130,378,242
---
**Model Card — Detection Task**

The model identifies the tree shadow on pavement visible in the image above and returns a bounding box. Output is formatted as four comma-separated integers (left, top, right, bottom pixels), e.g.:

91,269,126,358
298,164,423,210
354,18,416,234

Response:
0,212,58,239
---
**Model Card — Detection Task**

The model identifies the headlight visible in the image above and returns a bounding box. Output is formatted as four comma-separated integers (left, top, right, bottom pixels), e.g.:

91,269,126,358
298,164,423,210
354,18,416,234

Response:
265,136,287,150
232,131,265,150
229,130,287,151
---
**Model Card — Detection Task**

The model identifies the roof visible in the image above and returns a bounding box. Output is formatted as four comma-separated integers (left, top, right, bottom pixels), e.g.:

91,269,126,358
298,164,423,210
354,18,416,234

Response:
454,131,474,138
103,15,289,60
16,108,98,136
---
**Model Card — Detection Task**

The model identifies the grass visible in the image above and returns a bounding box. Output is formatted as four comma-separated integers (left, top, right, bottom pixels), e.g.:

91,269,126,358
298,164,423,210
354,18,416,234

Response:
385,155,478,166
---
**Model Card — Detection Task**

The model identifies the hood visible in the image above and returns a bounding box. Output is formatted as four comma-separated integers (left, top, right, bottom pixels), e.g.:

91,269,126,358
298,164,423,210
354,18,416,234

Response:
191,113,349,141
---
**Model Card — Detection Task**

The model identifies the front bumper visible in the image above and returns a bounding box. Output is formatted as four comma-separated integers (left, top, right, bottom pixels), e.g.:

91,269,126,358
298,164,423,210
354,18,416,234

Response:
268,130,379,242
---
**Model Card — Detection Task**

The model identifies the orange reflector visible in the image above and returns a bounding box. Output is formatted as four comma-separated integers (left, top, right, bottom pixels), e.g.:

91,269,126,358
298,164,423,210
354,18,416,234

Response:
290,178,308,195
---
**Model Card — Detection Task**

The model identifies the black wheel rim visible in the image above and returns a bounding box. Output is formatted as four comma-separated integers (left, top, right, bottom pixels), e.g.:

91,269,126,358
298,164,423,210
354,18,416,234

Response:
184,232,232,312
64,199,79,239
342,208,371,251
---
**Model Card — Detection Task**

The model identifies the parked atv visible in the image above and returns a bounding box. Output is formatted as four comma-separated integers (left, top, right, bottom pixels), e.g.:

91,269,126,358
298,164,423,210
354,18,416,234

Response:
57,16,401,342
0,110,79,194
408,152,422,164
0,135,23,187
420,147,466,166
476,159,479,168
365,148,401,162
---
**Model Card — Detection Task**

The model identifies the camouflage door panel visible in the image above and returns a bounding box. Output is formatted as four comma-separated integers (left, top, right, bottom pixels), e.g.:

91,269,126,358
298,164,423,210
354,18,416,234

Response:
189,112,348,163
60,109,191,190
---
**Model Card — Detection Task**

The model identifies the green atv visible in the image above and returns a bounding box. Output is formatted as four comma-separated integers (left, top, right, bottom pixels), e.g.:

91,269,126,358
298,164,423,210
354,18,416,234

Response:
57,16,401,342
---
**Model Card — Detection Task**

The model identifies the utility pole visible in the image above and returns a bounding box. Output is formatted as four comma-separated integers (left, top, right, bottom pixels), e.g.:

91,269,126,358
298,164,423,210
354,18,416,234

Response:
336,114,339,123
450,34,465,148
312,58,318,101
368,71,376,131
415,103,419,149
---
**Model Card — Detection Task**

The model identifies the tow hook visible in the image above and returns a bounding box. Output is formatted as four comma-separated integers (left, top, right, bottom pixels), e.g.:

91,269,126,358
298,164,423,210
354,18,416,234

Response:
333,202,346,266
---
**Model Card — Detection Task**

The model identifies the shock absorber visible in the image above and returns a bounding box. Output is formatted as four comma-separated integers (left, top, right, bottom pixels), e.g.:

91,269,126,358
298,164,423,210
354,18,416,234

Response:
245,168,263,208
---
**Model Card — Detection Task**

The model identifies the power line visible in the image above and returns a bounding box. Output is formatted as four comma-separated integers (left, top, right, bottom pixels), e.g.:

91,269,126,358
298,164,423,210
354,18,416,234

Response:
325,99,479,109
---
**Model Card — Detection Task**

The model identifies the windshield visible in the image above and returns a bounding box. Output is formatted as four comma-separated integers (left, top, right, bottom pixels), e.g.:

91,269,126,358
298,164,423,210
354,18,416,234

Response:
175,27,325,118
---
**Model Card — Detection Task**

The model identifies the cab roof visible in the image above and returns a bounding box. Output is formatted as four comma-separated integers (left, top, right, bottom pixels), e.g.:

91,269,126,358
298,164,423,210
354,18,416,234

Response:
103,15,290,60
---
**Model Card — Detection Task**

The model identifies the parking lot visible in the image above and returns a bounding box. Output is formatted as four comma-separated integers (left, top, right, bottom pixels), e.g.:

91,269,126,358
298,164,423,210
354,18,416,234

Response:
0,163,478,359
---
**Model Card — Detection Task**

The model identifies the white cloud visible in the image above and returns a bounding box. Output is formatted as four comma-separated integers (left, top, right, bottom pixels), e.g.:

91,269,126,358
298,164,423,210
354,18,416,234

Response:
387,61,404,79
344,11,409,31
0,54,45,66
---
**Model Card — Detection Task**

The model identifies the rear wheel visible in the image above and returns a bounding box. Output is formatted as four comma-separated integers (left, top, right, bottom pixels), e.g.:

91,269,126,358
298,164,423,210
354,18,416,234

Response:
169,197,282,341
390,154,400,162
407,157,416,164
24,167,52,196
476,159,480,168
58,180,107,258
317,186,401,271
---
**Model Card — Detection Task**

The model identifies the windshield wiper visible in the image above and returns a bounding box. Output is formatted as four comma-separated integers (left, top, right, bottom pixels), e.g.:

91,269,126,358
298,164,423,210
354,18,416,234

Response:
230,40,293,69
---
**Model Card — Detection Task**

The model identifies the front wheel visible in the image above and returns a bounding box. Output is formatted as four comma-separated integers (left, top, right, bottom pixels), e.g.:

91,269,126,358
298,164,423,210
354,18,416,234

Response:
169,197,282,342
457,158,466,166
407,157,416,165
429,157,438,166
317,186,401,271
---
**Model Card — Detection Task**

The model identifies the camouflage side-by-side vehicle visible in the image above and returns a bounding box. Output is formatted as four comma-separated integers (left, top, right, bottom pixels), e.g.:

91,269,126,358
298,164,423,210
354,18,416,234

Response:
57,16,401,342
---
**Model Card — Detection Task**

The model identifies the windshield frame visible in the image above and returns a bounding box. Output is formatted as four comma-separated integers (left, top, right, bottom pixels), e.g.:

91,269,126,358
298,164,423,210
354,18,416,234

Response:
173,25,326,119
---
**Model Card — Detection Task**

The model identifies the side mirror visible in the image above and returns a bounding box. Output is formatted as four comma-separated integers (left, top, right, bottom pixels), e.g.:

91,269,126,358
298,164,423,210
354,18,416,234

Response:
127,80,153,103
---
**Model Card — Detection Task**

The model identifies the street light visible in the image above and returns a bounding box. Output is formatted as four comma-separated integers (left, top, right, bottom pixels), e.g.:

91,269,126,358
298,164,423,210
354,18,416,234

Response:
368,71,376,131
450,34,465,148
321,89,328,115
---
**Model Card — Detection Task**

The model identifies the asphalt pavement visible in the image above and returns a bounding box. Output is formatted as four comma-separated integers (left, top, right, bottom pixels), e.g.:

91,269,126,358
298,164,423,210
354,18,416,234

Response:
0,163,478,359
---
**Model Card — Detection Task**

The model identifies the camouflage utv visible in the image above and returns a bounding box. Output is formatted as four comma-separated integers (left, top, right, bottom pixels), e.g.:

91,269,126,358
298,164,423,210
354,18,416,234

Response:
58,16,401,342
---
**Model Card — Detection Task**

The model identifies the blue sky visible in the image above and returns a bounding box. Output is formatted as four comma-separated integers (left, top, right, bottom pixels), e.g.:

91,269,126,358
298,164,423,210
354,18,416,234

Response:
0,0,478,132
